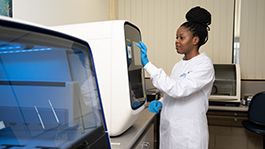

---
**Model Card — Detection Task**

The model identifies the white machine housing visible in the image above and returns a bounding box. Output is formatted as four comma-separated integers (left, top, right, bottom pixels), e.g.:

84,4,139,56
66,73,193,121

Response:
54,20,146,136
209,64,241,105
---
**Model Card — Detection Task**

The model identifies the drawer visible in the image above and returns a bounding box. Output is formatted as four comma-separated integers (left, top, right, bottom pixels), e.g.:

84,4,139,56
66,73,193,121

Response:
207,115,248,127
207,110,248,127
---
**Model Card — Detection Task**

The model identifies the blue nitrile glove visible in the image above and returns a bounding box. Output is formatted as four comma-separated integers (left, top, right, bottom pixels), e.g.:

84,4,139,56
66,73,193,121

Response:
148,100,162,114
136,41,149,66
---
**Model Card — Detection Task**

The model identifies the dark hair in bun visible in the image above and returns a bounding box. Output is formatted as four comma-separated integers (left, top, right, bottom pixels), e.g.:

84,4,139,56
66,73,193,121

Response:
181,6,211,48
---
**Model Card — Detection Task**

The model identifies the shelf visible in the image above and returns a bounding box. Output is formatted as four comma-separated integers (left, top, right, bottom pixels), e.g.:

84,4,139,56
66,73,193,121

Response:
214,79,236,82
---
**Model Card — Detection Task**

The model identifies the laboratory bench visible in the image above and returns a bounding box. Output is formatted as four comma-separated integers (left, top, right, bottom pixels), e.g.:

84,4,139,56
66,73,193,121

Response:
207,105,263,149
110,107,159,149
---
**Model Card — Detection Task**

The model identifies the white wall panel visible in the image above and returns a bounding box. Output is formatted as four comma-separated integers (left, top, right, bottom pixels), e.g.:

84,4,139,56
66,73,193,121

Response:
118,0,234,74
13,0,110,26
240,0,265,79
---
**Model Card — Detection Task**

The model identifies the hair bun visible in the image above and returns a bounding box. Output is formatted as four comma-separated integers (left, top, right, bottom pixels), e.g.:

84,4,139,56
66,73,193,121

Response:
186,6,211,26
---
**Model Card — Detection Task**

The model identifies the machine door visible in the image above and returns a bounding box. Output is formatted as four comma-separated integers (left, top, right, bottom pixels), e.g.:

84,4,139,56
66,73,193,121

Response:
124,23,146,110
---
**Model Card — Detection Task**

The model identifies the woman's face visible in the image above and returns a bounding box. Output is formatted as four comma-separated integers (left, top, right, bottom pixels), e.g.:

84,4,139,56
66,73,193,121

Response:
175,26,198,55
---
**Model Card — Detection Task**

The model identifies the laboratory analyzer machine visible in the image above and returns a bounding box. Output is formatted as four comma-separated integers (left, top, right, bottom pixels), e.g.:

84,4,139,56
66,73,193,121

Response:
55,20,146,136
0,16,111,148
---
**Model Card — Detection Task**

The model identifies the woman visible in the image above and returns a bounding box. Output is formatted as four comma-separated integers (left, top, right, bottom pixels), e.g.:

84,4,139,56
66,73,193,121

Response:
137,6,215,149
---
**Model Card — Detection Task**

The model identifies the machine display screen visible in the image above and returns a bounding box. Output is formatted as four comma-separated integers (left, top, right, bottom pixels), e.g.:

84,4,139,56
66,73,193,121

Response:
125,40,142,67
132,41,142,66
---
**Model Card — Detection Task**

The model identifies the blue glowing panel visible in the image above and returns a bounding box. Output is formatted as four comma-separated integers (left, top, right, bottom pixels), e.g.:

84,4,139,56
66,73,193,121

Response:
0,48,71,82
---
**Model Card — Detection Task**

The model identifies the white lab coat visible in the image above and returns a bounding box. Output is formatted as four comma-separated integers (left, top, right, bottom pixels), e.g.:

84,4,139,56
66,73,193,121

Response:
144,53,215,149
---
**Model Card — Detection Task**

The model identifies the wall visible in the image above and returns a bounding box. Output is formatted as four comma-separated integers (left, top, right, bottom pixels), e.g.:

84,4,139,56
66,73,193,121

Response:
241,80,265,97
10,0,265,79
13,0,110,26
240,0,265,79
117,0,235,74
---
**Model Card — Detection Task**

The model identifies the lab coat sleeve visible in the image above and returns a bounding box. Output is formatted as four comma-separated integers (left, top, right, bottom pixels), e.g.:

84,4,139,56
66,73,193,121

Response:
144,62,214,98
159,97,164,104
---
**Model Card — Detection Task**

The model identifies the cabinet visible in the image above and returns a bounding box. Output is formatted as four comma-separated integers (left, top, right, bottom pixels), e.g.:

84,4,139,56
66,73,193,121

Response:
110,108,158,149
207,110,247,127
133,124,155,149
132,113,159,149
207,109,263,149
